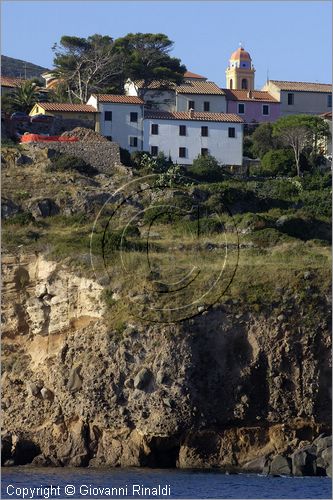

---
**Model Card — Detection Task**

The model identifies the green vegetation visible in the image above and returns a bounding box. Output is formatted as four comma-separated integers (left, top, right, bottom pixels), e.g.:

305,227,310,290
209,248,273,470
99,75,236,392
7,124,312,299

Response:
272,115,331,176
188,154,226,182
260,149,296,176
52,32,186,103
48,154,98,176
7,80,45,114
2,137,331,322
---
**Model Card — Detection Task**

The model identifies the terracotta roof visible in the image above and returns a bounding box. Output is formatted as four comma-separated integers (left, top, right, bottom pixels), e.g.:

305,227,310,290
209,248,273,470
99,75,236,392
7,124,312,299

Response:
94,94,144,104
176,81,225,95
223,89,278,102
133,80,176,90
321,112,332,120
184,71,207,80
269,80,332,93
230,47,251,61
144,110,243,123
0,76,27,87
36,103,97,112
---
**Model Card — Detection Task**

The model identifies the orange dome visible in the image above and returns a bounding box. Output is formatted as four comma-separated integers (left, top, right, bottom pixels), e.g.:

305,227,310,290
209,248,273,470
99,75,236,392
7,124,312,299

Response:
230,47,251,61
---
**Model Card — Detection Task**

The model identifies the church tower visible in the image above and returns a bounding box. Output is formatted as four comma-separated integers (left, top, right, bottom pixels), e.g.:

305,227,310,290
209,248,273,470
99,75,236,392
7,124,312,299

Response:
226,46,255,90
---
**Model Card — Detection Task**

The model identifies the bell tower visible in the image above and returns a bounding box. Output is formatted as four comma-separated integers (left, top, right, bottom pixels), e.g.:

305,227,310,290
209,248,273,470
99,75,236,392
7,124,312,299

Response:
226,45,255,90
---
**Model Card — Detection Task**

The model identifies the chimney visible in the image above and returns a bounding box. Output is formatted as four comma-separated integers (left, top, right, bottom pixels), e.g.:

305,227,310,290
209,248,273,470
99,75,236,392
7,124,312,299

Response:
247,90,252,99
189,108,194,118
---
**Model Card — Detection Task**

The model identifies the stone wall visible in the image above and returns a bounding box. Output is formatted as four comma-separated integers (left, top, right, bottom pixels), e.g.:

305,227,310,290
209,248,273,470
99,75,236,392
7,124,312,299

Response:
23,141,122,176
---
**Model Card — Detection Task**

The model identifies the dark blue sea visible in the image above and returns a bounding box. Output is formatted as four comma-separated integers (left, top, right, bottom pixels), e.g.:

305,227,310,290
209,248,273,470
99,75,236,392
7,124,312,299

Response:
1,468,331,499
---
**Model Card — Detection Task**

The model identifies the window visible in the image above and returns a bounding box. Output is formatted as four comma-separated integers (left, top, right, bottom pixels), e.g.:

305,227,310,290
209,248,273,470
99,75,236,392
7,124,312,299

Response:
179,147,187,158
188,100,195,110
106,136,112,141
204,101,210,112
151,146,158,156
241,79,248,90
228,127,236,138
328,94,332,108
287,93,294,105
262,104,270,115
129,137,138,147
130,112,138,122
201,126,208,137
151,124,159,135
238,103,245,114
230,79,233,89
179,125,187,136
201,148,208,156
104,111,112,121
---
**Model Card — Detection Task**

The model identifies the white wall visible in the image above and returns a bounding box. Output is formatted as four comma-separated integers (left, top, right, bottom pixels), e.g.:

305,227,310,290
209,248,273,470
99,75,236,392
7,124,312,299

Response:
95,102,144,151
176,93,227,113
262,83,332,116
143,119,243,165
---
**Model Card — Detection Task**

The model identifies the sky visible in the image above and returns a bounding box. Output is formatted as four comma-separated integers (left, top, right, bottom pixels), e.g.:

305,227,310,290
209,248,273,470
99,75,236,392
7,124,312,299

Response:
1,1,332,89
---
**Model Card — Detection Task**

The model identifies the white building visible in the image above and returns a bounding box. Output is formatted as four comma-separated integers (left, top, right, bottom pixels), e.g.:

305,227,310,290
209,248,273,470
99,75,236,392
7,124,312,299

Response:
143,110,243,166
86,94,144,151
175,81,227,113
124,73,226,113
262,80,332,116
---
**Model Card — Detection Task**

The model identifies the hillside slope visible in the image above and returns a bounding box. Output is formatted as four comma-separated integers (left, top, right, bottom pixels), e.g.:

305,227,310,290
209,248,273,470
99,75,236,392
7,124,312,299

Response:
1,55,48,79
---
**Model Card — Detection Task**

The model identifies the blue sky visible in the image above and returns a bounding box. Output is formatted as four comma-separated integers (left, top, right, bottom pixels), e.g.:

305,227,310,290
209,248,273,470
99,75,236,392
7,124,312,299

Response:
1,1,332,88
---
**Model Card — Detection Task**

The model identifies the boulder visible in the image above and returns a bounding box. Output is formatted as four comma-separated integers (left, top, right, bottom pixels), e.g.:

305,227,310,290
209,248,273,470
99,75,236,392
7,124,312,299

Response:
15,154,32,166
40,387,54,402
291,449,317,476
30,198,60,218
30,454,52,467
1,199,21,219
315,436,332,455
243,455,270,474
270,455,291,475
67,366,83,393
321,447,332,467
133,368,153,391
28,382,41,398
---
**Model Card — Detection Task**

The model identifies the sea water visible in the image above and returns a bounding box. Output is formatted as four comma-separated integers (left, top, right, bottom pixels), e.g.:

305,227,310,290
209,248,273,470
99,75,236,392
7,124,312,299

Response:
1,467,331,499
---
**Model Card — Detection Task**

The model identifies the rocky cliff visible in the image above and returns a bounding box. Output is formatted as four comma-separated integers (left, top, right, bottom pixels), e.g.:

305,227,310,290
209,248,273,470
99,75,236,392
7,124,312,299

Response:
1,143,331,476
1,252,331,474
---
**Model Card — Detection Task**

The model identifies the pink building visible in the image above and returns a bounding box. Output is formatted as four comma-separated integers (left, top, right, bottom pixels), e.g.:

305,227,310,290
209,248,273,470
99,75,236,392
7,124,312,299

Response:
223,89,281,124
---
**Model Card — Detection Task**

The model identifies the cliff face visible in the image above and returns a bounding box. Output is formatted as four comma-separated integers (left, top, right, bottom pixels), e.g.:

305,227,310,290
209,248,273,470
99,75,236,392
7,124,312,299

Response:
1,253,331,470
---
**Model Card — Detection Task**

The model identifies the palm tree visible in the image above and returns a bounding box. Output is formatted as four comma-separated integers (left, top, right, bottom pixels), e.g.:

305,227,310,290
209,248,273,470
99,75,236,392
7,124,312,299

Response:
9,80,43,114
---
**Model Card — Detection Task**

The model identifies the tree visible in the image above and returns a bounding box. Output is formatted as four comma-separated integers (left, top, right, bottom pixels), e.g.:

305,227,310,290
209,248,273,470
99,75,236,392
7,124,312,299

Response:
251,123,278,158
260,149,296,176
273,115,330,176
112,33,186,96
189,154,225,182
9,80,43,113
52,34,123,103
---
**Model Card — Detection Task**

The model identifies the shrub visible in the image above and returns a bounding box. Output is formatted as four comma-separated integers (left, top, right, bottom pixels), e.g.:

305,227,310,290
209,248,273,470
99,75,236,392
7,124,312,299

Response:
260,149,296,176
188,154,225,182
50,154,98,176
119,147,132,167
4,211,34,225
276,216,331,242
245,228,293,247
180,216,226,235
234,213,273,232
101,288,117,308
